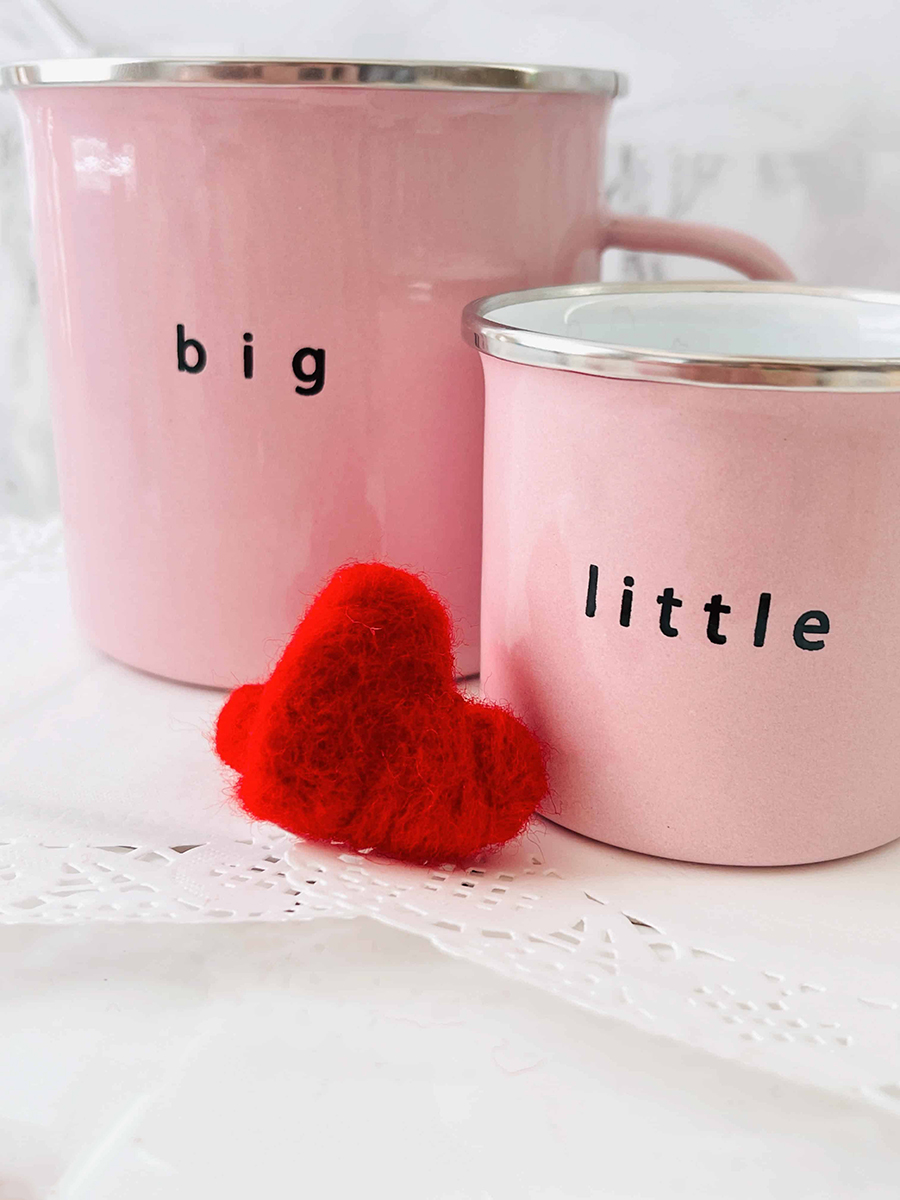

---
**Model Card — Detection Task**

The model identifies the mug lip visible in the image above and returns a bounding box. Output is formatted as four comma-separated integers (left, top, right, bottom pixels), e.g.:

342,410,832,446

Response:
0,57,625,96
462,281,900,392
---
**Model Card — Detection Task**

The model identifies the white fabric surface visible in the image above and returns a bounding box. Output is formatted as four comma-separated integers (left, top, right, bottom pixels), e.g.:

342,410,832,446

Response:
5,516,900,1195
4,918,900,1200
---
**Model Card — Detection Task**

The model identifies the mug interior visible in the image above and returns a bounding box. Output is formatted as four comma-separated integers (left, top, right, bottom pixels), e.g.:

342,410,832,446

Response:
489,291,900,360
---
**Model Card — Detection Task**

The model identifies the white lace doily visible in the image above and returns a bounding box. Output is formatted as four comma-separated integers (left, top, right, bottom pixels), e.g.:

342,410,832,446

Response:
3,516,900,1111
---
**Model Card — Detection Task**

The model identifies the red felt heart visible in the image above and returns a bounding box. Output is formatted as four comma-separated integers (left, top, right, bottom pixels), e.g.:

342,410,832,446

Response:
215,562,548,863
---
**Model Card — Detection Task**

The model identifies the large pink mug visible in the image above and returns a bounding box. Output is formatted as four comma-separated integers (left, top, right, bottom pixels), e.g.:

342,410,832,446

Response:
5,58,792,685
467,282,900,866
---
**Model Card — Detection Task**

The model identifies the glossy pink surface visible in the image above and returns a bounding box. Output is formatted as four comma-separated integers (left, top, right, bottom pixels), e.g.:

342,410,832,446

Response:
480,355,900,866
16,83,789,686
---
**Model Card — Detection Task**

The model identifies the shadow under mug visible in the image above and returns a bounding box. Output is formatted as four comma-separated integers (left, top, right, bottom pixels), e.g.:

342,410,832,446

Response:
6,58,792,685
467,282,900,867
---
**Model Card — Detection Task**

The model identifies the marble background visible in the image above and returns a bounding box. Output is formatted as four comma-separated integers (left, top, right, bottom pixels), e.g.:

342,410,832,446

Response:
3,0,900,516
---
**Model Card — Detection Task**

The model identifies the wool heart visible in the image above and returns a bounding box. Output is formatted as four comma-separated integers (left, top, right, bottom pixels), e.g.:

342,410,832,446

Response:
215,562,548,863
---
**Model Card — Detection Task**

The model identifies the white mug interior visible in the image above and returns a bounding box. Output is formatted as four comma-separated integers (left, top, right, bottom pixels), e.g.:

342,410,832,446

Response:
488,290,900,360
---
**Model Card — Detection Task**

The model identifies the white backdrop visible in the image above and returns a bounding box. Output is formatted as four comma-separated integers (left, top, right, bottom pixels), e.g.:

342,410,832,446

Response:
3,0,900,516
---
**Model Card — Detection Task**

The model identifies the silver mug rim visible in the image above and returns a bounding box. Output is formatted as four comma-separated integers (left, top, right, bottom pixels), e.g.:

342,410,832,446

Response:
0,57,626,95
462,281,900,392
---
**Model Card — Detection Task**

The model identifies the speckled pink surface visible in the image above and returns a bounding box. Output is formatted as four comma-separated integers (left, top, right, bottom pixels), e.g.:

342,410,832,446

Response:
17,84,615,684
16,80,789,687
480,355,900,865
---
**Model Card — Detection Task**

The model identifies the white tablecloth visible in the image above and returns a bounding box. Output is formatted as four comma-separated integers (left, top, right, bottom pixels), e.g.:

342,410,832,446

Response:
4,516,900,1197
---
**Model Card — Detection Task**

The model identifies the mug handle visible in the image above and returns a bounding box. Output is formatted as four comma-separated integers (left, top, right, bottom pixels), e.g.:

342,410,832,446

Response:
607,214,794,281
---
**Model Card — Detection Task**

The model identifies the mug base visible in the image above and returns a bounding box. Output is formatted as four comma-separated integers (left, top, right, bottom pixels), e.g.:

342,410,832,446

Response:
541,812,900,869
87,634,480,690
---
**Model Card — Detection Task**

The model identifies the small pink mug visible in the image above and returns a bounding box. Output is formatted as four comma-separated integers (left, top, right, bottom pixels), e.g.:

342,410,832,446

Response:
467,282,900,866
6,58,792,685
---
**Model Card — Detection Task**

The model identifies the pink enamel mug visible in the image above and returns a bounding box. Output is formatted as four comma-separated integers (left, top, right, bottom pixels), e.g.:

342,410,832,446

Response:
466,282,900,866
6,58,791,686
